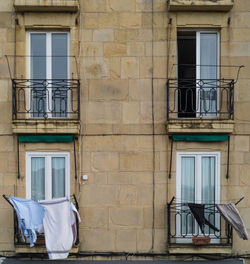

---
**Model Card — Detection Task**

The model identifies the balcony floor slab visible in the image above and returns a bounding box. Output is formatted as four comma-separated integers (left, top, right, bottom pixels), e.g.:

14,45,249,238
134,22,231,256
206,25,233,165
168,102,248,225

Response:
166,120,234,134
12,120,80,135
168,244,232,255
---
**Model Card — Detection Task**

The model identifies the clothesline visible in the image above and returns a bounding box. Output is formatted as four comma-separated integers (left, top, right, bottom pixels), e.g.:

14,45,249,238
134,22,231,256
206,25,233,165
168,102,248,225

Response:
168,196,244,205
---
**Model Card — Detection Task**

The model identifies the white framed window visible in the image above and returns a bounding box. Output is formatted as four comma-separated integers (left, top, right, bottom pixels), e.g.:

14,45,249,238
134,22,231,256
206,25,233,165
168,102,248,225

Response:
27,32,70,118
26,152,70,201
176,152,220,240
177,30,220,118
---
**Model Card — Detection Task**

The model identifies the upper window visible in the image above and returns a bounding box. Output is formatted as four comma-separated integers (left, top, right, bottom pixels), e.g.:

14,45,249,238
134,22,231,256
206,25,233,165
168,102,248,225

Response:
26,152,70,201
28,32,69,118
177,30,219,118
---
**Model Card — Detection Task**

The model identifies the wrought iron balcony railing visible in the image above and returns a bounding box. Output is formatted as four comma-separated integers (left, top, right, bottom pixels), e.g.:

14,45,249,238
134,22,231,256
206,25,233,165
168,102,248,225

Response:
167,201,232,246
12,79,80,120
167,78,234,120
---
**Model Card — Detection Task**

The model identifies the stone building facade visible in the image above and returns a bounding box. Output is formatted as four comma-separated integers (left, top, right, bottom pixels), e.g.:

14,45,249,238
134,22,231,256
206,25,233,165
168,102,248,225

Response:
0,0,249,262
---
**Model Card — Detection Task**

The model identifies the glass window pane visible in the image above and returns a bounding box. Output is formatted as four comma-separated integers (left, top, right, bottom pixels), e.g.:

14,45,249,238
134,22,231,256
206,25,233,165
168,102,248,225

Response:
181,157,195,202
30,33,47,117
30,33,46,79
52,33,68,117
200,33,217,79
181,157,195,235
202,156,215,203
52,33,68,79
31,157,45,201
202,156,216,234
200,33,218,115
52,157,66,198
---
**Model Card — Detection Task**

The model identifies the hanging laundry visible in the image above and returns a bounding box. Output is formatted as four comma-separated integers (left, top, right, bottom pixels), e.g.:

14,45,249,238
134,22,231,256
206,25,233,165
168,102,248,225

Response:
9,196,45,247
188,203,219,233
216,203,248,240
39,197,80,260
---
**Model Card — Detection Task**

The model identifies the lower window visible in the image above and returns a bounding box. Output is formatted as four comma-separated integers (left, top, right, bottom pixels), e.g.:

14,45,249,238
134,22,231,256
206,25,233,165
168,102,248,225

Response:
176,152,220,240
26,152,70,201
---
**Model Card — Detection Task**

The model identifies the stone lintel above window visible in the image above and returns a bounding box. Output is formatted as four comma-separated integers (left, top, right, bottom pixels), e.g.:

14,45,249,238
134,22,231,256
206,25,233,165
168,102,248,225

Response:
14,0,79,12
168,0,234,12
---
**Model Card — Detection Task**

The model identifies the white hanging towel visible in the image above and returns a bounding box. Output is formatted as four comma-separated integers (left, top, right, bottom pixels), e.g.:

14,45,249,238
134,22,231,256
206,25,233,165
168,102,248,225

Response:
39,197,74,259
216,203,248,240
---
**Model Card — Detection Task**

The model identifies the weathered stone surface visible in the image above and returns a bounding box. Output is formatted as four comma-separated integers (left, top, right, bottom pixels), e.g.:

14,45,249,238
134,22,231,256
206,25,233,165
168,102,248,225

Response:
110,207,142,226
80,229,115,251
89,80,128,101
121,57,139,79
116,229,137,251
0,228,13,243
127,42,145,56
81,42,103,56
93,29,114,42
110,57,121,79
120,13,142,29
80,185,118,206
107,0,135,12
82,0,106,12
118,185,137,205
81,207,109,228
84,13,119,29
137,229,152,251
104,42,127,56
92,152,119,171
114,29,138,41
87,102,121,124
139,57,152,78
122,102,140,124
129,79,152,101
234,136,249,152
84,57,110,79
136,0,152,12
120,152,153,171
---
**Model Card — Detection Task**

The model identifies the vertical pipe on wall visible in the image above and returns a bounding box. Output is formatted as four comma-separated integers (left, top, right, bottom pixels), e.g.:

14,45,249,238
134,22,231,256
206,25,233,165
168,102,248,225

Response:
17,136,20,179
226,136,230,179
150,0,155,253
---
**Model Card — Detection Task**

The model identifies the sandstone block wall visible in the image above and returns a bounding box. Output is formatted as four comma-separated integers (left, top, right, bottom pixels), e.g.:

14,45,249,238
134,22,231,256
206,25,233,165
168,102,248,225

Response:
0,0,249,259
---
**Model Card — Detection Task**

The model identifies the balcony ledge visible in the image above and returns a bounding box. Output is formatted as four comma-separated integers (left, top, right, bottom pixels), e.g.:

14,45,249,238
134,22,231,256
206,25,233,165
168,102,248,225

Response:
168,0,234,11
12,119,80,135
14,0,79,12
15,245,79,254
166,119,234,134
168,244,232,255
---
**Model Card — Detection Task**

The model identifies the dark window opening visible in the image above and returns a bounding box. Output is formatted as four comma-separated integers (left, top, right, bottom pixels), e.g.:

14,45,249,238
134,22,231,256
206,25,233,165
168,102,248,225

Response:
177,31,196,118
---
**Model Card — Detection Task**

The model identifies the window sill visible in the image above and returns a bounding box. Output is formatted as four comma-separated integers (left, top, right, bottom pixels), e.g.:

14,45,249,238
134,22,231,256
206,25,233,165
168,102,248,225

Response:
15,244,79,254
166,119,234,134
168,0,234,12
168,244,232,255
14,0,79,12
12,120,80,135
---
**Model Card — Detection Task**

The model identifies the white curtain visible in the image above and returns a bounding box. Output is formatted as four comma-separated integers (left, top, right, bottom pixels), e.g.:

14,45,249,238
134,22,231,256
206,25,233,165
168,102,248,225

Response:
52,33,68,117
52,157,65,198
202,157,216,234
30,33,46,117
31,157,45,201
181,157,195,234
200,33,217,116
